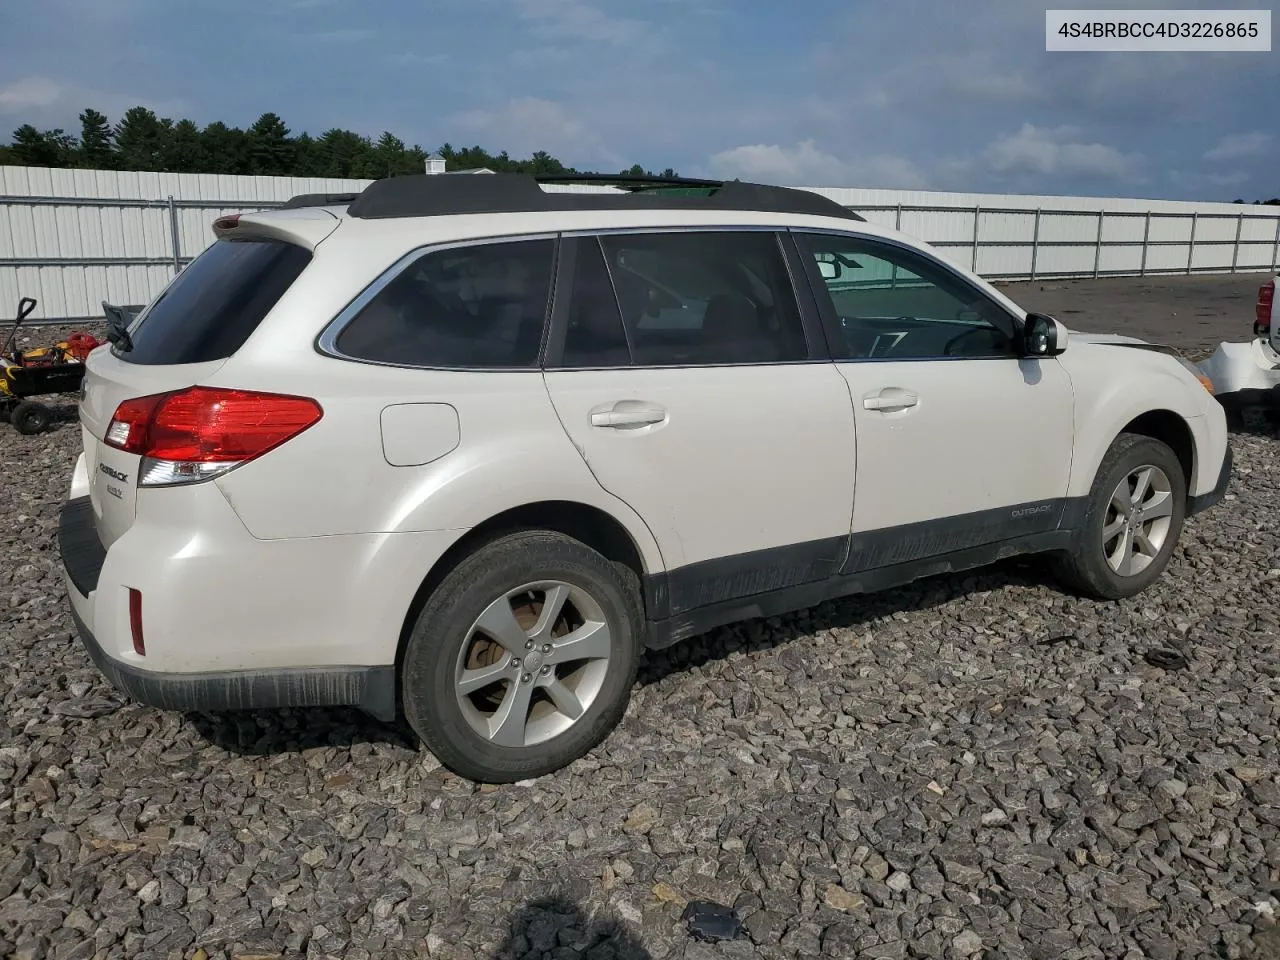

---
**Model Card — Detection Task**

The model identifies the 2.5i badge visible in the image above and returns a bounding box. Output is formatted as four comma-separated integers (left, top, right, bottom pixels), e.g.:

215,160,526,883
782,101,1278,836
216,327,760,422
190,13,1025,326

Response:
99,461,127,499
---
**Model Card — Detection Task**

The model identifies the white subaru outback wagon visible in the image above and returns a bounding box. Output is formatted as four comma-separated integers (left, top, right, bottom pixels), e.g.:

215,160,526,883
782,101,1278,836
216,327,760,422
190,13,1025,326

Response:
59,174,1231,783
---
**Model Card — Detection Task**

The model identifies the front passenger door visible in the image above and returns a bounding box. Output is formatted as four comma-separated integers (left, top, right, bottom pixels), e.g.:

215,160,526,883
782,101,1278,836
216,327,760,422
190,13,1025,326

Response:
793,231,1076,572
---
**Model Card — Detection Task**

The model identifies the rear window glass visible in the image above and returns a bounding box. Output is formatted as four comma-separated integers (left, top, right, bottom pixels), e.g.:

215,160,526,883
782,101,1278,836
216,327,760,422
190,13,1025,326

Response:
334,238,555,368
123,238,311,365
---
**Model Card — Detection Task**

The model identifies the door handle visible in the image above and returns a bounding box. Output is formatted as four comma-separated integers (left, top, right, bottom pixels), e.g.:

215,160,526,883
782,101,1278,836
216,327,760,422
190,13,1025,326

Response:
862,389,918,412
589,400,667,429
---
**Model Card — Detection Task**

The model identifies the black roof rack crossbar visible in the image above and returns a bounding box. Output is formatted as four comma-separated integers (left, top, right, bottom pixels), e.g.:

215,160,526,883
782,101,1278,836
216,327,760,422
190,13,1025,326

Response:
342,173,863,222
278,192,361,210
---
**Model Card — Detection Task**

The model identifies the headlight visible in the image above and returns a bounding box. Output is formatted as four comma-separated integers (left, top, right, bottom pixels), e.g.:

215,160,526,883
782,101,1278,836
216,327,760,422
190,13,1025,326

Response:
1176,356,1215,395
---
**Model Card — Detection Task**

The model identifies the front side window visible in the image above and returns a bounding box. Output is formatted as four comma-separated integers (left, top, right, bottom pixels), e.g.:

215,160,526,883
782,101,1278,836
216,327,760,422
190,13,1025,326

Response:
795,233,1018,361
595,231,808,366
335,238,555,368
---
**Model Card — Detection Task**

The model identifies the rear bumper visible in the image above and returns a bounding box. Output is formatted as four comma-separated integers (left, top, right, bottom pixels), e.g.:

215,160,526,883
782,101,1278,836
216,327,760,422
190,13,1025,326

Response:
1188,445,1233,516
66,595,398,720
1198,339,1280,403
58,494,399,720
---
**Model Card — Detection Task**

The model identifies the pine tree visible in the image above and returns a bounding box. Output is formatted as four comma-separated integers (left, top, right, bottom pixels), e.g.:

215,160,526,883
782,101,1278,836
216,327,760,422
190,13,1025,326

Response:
247,112,293,175
114,107,170,170
78,109,114,168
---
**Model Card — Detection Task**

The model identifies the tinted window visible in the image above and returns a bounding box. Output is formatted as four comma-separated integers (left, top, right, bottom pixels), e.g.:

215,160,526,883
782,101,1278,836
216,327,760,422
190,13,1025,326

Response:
123,238,311,365
561,238,631,367
597,231,807,366
796,234,1017,360
336,239,555,368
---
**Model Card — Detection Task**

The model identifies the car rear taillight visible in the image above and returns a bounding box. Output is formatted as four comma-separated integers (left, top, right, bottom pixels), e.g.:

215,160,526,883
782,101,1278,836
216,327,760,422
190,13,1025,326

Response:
105,386,322,486
1256,280,1275,336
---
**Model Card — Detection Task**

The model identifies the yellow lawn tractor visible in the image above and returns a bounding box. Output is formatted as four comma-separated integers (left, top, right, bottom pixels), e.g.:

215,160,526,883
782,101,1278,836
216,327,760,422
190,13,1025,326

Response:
1,297,104,435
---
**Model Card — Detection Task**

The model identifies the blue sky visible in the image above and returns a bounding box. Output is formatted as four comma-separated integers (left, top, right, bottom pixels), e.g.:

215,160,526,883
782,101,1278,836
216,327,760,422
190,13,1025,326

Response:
1,0,1276,200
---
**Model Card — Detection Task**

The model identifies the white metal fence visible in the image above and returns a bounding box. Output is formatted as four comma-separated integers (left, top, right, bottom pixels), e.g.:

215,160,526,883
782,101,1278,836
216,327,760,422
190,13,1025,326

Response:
2,165,1278,325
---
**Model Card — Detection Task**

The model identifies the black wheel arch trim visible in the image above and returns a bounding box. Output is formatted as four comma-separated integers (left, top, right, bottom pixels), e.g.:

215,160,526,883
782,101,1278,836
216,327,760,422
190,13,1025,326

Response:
1187,445,1233,516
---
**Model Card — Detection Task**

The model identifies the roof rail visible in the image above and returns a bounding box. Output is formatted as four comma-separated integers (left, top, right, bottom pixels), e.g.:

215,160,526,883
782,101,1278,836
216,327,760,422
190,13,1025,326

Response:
278,192,361,210
533,173,723,190
342,173,863,222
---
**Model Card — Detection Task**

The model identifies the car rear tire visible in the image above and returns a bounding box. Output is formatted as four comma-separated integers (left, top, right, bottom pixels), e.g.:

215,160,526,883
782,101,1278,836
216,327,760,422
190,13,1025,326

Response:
11,401,51,435
1053,433,1187,600
401,530,644,783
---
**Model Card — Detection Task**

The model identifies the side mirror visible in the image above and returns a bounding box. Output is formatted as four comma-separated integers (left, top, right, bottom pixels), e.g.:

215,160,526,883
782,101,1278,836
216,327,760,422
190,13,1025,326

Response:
1023,312,1066,357
817,260,839,281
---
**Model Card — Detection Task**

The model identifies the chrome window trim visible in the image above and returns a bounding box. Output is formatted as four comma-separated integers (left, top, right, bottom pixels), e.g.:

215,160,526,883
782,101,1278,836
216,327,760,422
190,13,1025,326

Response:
314,231,560,372
316,223,829,373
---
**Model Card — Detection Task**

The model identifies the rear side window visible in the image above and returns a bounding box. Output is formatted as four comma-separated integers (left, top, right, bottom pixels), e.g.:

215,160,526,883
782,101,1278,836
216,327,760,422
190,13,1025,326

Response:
124,238,311,365
597,231,808,366
335,239,555,368
561,238,632,367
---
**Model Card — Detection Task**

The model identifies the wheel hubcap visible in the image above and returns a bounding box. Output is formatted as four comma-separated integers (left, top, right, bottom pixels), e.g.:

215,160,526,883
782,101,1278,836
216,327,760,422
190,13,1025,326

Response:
1103,465,1175,577
454,580,612,748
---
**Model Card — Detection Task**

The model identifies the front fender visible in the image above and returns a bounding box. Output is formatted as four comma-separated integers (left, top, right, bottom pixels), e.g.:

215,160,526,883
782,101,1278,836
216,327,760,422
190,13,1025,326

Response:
1062,343,1226,499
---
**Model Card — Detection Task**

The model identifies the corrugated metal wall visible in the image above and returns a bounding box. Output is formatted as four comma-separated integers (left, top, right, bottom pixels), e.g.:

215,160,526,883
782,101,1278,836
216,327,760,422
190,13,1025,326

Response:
809,185,1280,280
0,167,371,323
3,165,1279,324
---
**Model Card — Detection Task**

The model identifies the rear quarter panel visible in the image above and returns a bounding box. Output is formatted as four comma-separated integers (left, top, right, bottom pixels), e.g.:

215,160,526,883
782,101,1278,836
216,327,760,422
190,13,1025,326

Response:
208,358,667,572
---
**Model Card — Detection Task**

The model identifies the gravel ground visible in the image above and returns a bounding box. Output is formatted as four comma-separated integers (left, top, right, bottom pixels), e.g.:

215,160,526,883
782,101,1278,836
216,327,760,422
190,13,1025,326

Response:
998,272,1270,360
2,283,1280,960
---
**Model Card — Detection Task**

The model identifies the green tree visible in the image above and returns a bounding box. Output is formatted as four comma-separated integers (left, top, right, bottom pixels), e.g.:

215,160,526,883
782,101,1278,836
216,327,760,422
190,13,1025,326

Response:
78,109,114,168
164,119,208,172
201,122,249,174
5,110,678,179
10,124,76,166
114,107,171,170
404,143,428,175
314,128,373,178
248,112,293,175
292,132,323,176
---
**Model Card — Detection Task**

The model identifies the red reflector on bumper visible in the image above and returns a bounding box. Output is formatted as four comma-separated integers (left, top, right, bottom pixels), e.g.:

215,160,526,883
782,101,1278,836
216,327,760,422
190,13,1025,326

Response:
128,588,145,656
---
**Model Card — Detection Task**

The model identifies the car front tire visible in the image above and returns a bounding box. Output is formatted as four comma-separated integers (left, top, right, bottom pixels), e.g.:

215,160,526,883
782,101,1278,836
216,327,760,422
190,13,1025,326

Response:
401,530,643,783
1054,433,1187,601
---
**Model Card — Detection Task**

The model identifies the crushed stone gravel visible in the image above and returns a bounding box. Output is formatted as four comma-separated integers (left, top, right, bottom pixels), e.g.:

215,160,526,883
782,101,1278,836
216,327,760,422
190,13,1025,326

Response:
2,293,1279,959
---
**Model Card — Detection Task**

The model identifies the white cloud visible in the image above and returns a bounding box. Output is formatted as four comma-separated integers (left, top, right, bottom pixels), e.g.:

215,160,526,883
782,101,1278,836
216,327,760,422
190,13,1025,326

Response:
1204,132,1271,162
983,124,1142,181
0,75,187,123
1206,171,1250,187
292,28,376,43
708,140,927,189
0,77,63,114
512,0,654,46
451,96,622,167
386,52,450,67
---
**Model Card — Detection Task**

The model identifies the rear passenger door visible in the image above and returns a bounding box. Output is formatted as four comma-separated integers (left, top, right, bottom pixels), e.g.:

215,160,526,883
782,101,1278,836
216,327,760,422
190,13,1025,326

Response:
542,230,857,616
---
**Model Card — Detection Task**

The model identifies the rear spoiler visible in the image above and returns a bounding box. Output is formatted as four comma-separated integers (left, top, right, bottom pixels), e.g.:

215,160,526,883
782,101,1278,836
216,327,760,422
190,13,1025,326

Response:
210,208,343,250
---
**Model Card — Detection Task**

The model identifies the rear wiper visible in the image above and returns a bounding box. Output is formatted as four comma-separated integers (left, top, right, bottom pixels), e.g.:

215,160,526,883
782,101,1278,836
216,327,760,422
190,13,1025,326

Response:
102,301,135,352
